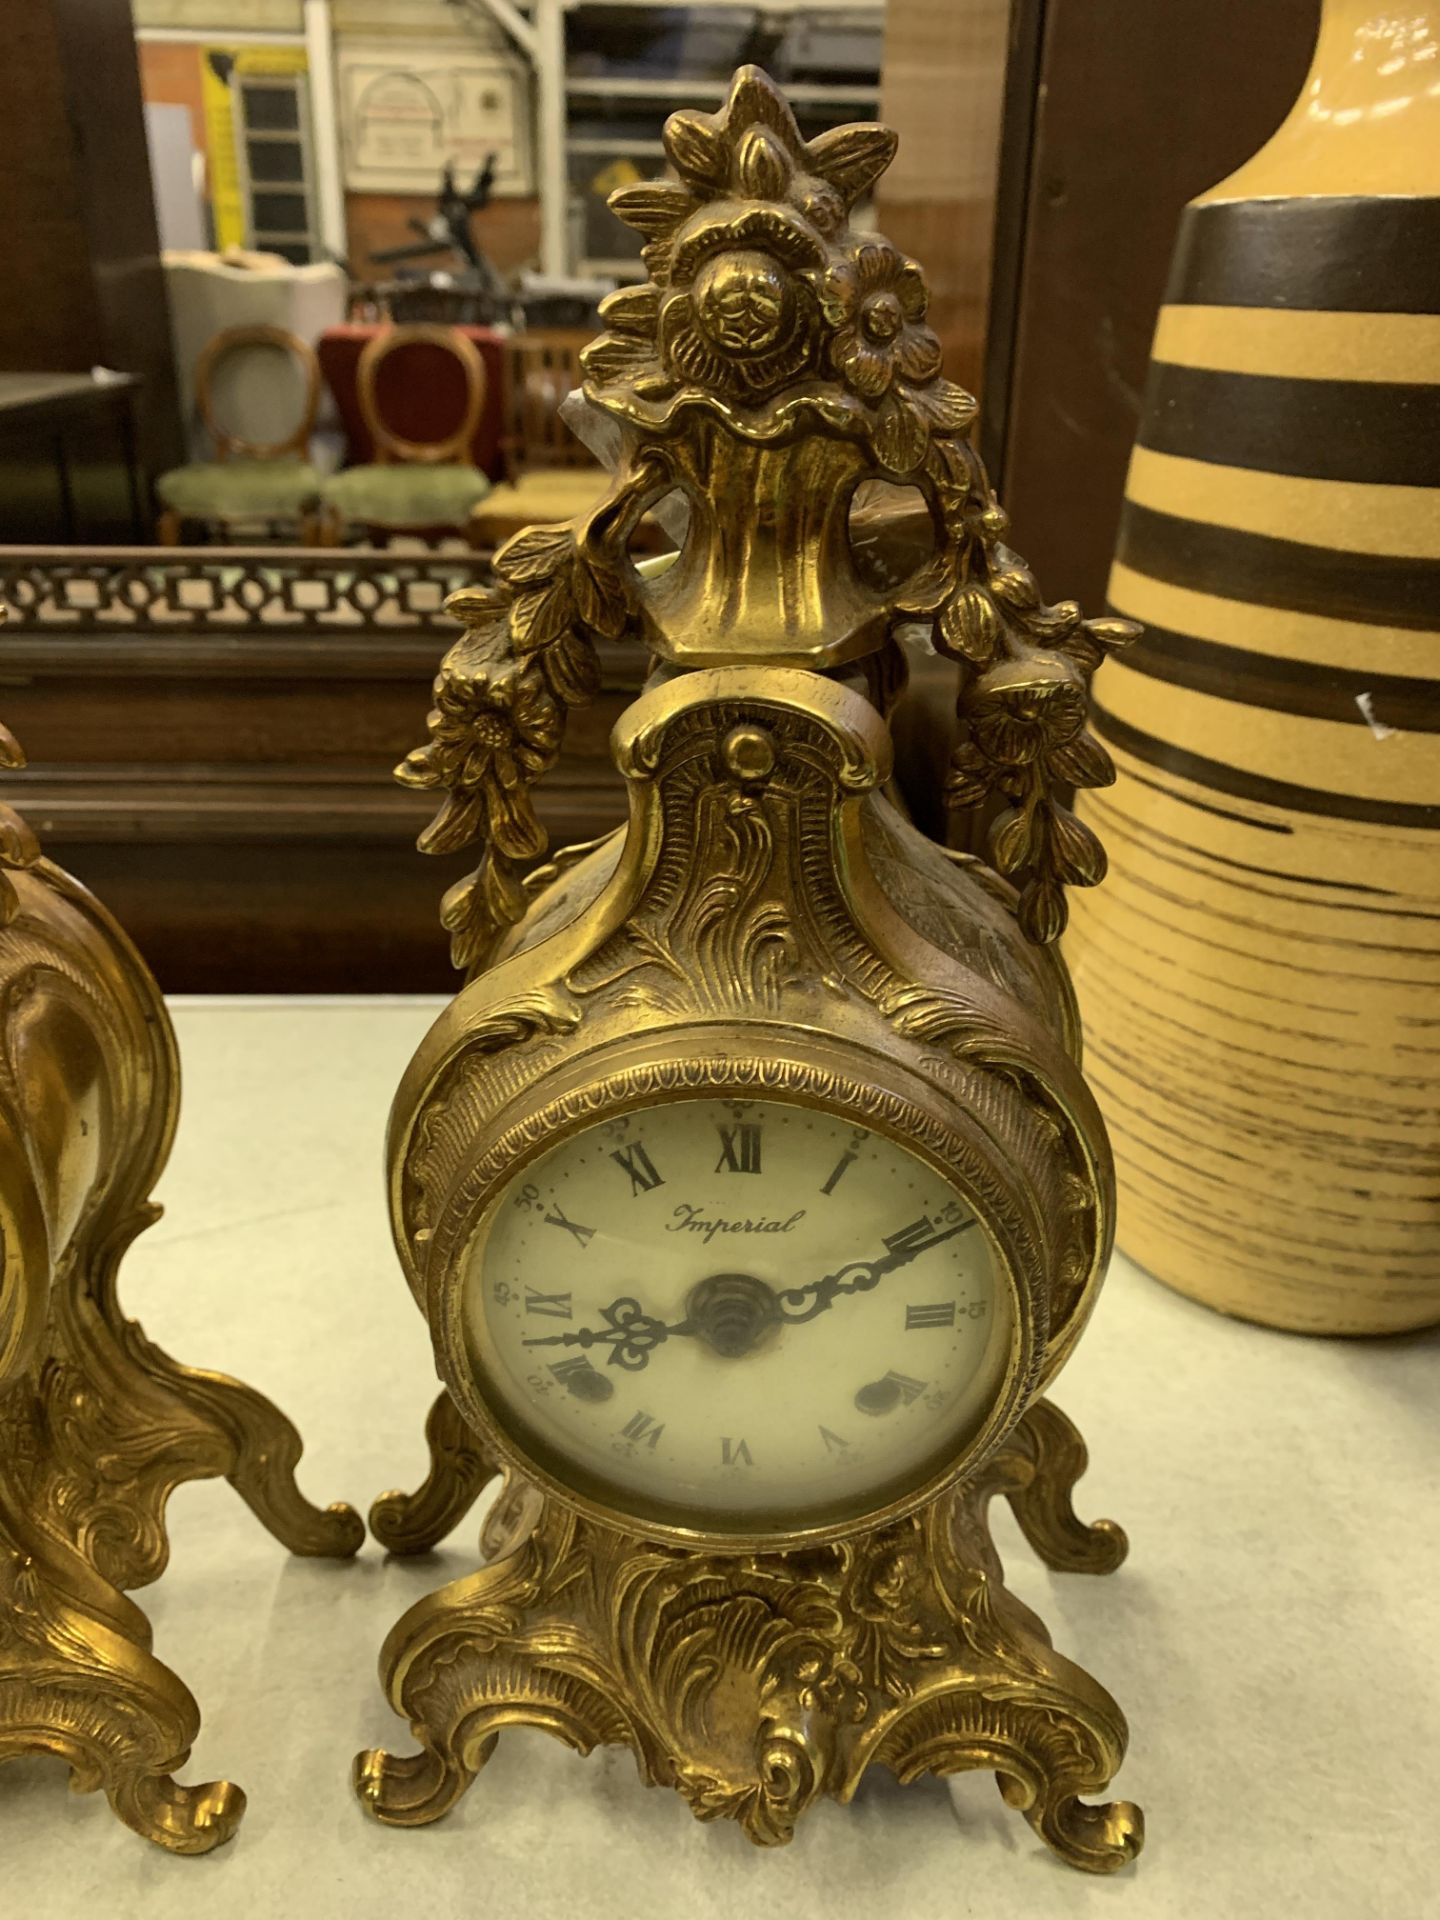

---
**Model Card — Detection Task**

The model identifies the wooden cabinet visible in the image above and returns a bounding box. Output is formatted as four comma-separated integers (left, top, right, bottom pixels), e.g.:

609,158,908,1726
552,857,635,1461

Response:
0,377,146,546
0,549,642,992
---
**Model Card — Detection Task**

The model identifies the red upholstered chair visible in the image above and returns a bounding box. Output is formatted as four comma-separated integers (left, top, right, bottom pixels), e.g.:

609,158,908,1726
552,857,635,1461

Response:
319,325,492,545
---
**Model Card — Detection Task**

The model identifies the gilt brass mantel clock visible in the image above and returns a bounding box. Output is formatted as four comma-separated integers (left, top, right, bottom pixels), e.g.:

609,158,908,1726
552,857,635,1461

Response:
358,67,1144,1872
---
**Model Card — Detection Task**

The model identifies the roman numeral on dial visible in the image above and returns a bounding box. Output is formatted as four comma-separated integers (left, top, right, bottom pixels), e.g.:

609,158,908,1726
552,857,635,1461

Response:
714,1123,762,1174
883,1216,939,1255
543,1203,596,1248
721,1437,754,1466
818,1426,849,1456
820,1150,857,1196
619,1410,665,1448
525,1287,572,1318
548,1356,613,1403
610,1141,664,1195
905,1301,957,1330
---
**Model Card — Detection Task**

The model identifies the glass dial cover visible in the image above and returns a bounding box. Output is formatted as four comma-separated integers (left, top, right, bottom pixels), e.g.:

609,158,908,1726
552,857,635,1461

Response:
462,1096,1013,1532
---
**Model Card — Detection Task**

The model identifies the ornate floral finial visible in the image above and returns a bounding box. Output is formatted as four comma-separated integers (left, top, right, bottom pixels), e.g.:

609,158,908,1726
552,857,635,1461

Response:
579,66,975,471
398,66,1139,968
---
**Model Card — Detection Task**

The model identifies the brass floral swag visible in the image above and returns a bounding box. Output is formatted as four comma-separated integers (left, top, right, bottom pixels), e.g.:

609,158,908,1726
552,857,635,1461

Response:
398,65,1139,967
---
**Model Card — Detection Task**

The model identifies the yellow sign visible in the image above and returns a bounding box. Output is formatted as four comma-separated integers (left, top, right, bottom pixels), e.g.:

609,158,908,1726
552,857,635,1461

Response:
200,44,309,252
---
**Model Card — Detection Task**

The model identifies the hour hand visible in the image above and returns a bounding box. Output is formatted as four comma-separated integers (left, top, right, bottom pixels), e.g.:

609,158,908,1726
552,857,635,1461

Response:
522,1293,691,1371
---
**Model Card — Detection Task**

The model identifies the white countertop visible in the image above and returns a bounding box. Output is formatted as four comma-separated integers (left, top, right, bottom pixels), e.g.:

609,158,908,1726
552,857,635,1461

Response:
5,999,1437,1917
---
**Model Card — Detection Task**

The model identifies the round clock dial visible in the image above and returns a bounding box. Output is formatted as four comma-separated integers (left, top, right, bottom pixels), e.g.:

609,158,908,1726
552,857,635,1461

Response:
460,1096,1013,1531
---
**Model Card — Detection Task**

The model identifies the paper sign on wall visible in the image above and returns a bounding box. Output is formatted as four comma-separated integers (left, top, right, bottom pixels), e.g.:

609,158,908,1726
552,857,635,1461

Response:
338,42,532,195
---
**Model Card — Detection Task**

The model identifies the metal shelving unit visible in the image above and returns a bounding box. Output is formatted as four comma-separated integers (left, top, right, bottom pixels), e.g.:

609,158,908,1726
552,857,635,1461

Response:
462,0,884,281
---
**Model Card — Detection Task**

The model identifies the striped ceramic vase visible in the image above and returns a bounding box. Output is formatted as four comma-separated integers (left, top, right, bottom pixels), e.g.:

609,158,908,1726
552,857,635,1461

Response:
1064,1,1440,1334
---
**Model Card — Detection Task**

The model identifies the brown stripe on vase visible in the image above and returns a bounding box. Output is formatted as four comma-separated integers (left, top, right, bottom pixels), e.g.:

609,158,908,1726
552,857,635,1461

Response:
1116,503,1440,631
1062,3,1440,1335
1137,363,1440,487
1164,196,1440,313
1115,624,1440,735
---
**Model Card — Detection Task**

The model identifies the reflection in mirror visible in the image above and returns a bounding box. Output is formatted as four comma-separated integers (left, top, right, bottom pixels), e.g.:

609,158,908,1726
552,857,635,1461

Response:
630,487,691,566
847,479,939,594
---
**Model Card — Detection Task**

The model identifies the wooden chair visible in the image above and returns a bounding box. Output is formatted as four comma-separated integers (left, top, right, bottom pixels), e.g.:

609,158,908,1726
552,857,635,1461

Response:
319,324,492,545
156,324,322,545
467,330,607,549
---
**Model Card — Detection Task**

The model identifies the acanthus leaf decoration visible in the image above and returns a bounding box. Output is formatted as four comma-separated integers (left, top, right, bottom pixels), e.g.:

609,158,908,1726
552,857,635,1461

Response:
359,1400,1140,1868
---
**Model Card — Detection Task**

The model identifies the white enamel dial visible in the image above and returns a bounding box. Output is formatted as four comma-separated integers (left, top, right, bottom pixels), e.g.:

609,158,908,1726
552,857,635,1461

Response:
461,1096,1012,1530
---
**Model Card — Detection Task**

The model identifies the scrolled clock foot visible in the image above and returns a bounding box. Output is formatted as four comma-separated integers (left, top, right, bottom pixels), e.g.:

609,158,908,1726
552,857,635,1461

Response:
192,1363,367,1558
1003,1398,1128,1575
352,1736,497,1828
359,1511,646,1829
870,1682,1143,1875
998,1771,1145,1875
0,1518,247,1853
859,1481,1142,1874
369,1391,499,1555
107,1770,248,1856
103,1332,366,1562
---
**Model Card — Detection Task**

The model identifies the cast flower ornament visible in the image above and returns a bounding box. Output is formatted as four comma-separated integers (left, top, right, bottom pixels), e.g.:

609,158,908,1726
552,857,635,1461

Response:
399,660,560,865
579,72,981,481
820,242,942,400
400,65,1140,968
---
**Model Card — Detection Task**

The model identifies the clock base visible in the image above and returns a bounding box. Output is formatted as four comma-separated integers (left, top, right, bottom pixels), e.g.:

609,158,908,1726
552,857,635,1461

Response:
0,1233,365,1851
355,1398,1143,1872
0,1463,246,1853
0,850,364,1852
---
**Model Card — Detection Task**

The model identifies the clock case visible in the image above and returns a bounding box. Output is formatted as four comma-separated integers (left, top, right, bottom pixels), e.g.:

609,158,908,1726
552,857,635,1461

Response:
390,666,1106,1545
360,68,1143,1871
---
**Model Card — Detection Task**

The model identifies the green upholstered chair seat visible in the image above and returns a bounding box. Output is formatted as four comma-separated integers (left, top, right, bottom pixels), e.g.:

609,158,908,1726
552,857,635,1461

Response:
157,458,320,519
471,471,606,527
322,463,491,527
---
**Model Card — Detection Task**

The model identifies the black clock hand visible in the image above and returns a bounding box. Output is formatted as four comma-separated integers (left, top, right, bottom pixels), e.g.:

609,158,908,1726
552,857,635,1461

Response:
522,1293,699,1371
773,1217,975,1326
522,1216,975,1372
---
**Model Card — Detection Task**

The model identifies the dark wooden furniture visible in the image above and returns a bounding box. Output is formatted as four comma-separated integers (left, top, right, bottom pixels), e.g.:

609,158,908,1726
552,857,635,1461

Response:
0,524,957,993
0,0,182,486
468,330,604,550
0,375,146,544
981,0,1320,612
0,547,645,993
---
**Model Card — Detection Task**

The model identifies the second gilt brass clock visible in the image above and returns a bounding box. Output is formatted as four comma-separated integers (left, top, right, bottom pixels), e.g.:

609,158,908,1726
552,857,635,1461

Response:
357,67,1144,1871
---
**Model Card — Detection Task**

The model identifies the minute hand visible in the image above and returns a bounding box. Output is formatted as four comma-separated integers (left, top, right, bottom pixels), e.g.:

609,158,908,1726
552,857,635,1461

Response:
774,1216,975,1326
